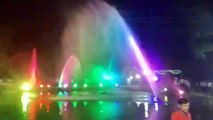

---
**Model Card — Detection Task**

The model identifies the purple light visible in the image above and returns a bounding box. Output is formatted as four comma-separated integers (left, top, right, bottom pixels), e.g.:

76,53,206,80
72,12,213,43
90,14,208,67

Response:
129,36,152,76
128,35,157,95
129,35,155,79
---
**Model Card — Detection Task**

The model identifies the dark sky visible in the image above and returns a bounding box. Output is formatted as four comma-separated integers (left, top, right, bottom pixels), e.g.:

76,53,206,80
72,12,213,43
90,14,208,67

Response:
0,0,213,79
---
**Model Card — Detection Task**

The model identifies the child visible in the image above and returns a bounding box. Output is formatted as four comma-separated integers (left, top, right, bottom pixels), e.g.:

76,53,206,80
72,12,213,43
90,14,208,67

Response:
171,98,191,120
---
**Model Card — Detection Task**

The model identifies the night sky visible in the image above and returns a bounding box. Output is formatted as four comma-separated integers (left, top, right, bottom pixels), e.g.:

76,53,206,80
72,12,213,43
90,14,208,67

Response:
0,0,213,80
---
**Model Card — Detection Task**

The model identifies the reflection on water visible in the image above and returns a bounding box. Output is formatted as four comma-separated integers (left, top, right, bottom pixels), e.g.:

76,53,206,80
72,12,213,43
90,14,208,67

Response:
0,92,213,120
21,92,31,112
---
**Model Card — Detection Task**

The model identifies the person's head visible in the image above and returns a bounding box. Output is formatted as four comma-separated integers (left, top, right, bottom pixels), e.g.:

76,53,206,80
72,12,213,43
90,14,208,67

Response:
177,98,190,112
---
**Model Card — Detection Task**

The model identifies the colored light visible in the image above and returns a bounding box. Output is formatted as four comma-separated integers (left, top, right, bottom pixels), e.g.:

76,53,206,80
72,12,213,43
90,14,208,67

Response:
40,84,43,88
73,101,78,108
64,84,68,88
99,83,103,87
83,84,88,88
47,84,51,88
83,101,88,106
135,74,141,79
154,102,159,111
73,83,77,88
178,90,184,95
152,76,158,82
21,92,31,112
40,92,43,95
102,73,113,80
115,83,118,87
163,87,168,92
21,83,32,91
164,96,168,102
129,76,133,80
153,97,158,102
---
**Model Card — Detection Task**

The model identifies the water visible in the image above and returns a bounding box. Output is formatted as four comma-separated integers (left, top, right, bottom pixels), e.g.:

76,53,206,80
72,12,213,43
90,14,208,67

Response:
60,0,155,90
1,92,213,120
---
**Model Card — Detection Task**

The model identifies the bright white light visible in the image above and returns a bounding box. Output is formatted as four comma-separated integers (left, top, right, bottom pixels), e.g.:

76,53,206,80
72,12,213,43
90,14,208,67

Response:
129,76,133,80
21,83,32,91
135,74,141,79
163,87,168,92
21,92,31,112
153,97,158,102
47,84,51,88
115,83,119,87
178,90,184,95
99,83,103,87
154,102,159,111
135,101,142,107
64,84,68,88
144,102,149,118
152,76,158,82
40,84,43,88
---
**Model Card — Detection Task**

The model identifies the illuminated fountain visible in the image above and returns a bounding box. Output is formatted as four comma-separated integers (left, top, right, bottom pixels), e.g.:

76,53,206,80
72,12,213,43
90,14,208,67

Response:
58,55,81,89
20,48,39,91
60,1,157,93
30,48,38,85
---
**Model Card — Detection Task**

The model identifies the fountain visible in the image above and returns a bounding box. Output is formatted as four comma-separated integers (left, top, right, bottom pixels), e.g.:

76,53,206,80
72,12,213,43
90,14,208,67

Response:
58,55,81,88
29,48,37,85
60,0,156,93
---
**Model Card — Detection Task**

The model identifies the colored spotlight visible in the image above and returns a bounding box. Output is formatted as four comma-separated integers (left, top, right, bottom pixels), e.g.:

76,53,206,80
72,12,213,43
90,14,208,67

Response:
102,73,112,80
164,96,168,102
163,87,168,92
83,84,88,88
21,83,32,91
99,83,103,87
73,83,77,88
64,84,68,88
40,84,43,88
47,84,51,88
178,90,184,95
152,76,158,82
135,74,141,79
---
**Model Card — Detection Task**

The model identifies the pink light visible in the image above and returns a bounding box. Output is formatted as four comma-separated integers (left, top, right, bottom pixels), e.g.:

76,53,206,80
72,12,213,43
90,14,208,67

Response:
128,35,157,95
64,83,68,88
178,90,184,95
30,48,37,85
129,36,155,79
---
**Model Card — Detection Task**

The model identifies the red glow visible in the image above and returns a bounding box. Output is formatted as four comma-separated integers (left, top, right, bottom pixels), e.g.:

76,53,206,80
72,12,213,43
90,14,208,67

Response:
30,48,37,84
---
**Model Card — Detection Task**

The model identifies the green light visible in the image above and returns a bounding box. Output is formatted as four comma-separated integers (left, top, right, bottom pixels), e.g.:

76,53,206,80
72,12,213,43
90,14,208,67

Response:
83,84,87,88
83,101,88,106
99,83,103,87
73,83,78,88
73,101,78,108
